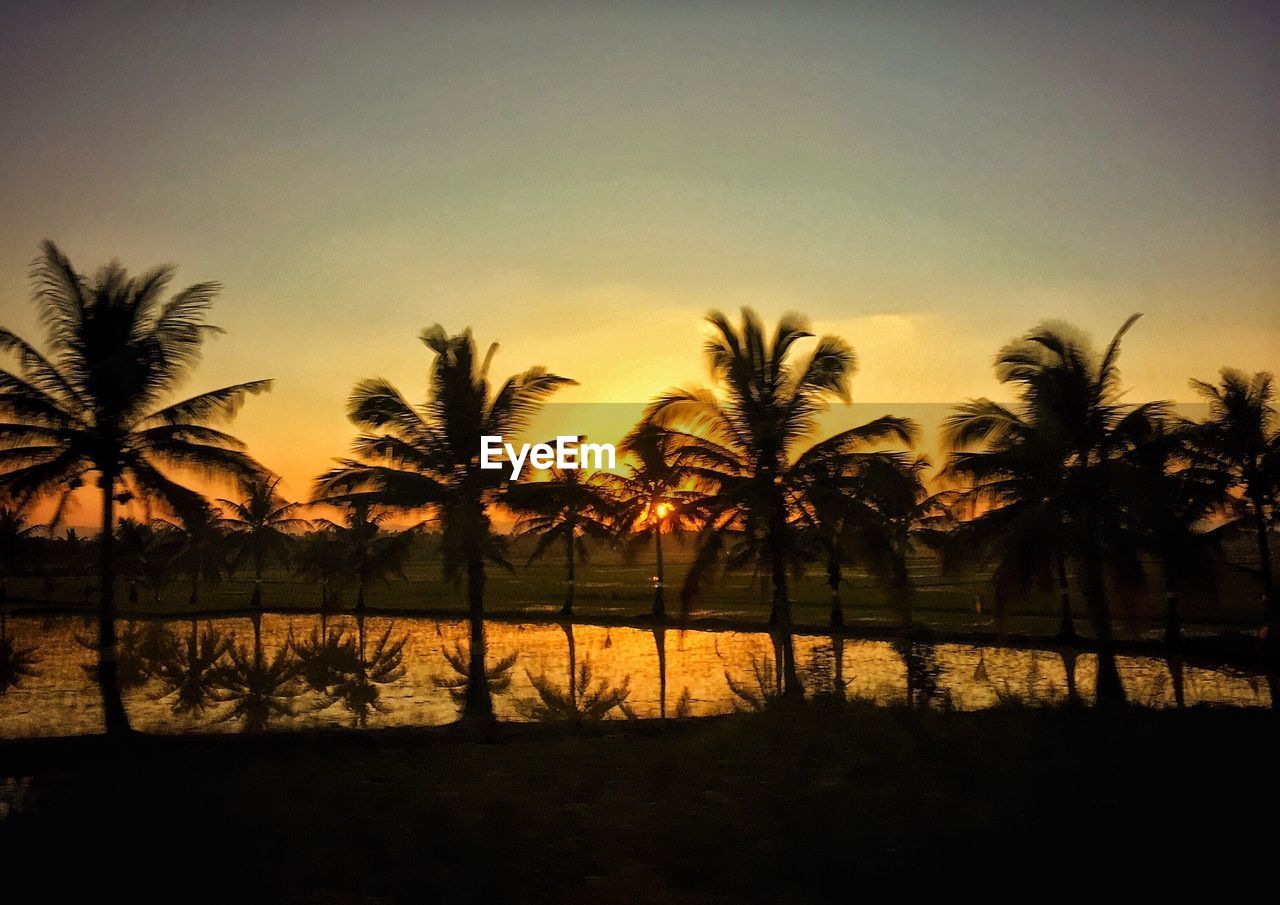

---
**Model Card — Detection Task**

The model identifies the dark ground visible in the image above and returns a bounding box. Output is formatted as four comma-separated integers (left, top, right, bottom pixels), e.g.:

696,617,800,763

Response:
2,706,1276,902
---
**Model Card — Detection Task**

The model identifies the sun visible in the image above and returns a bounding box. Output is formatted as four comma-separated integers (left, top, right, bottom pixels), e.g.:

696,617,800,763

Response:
653,502,672,519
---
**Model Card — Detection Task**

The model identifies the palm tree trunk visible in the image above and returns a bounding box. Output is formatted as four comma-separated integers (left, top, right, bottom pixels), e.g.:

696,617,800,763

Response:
188,572,199,607
828,551,843,629
652,528,665,618
1081,547,1126,707
653,627,667,718
1249,493,1278,652
564,622,578,708
561,531,575,616
1164,589,1182,648
251,562,263,610
463,553,493,721
97,477,131,735
1055,551,1077,641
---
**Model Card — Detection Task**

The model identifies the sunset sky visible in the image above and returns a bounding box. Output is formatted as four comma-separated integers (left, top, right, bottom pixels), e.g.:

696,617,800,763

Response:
1,1,1276,515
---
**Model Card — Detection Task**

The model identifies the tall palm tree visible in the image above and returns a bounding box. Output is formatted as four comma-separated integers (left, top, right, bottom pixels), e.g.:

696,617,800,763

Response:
793,445,926,628
218,475,309,608
0,241,271,734
1184,369,1280,646
315,326,571,720
508,466,615,615
0,501,41,603
159,503,228,607
646,309,909,697
944,316,1162,706
291,527,346,614
312,504,414,611
607,423,704,617
1123,417,1229,645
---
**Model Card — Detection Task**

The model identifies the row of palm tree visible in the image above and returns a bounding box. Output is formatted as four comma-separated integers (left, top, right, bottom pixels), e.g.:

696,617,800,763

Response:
1,242,1277,729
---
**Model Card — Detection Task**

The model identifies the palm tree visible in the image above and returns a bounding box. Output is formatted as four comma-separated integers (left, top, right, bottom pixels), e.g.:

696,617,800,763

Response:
944,316,1162,706
793,445,926,628
0,501,40,603
1123,417,1229,645
1184,369,1280,646
291,528,346,614
313,504,414,611
315,326,571,720
160,503,228,607
645,309,911,697
607,423,704,617
218,476,309,608
508,466,615,616
0,241,271,734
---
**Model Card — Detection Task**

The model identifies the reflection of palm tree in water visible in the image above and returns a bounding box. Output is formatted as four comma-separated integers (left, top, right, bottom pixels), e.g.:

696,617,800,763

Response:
516,658,631,725
0,612,39,694
152,620,229,717
894,637,946,710
433,617,517,720
325,613,408,728
78,620,168,691
214,613,302,732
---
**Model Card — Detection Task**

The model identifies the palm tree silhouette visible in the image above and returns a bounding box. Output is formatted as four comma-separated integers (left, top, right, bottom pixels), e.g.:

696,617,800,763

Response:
0,501,41,603
793,442,926,628
645,309,911,697
218,475,309,609
316,326,571,720
312,504,414,611
508,466,615,616
213,613,302,732
291,528,345,613
944,316,1163,706
515,656,631,724
0,241,271,734
607,423,705,617
1184,369,1279,647
0,612,39,694
151,620,230,717
159,503,228,608
322,612,408,728
1123,417,1229,645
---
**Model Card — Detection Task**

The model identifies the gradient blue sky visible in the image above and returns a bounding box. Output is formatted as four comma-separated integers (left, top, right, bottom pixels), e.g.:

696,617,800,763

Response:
1,1,1276,503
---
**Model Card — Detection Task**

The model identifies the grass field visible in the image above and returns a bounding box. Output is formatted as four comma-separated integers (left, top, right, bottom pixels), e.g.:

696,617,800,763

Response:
2,705,1276,901
8,536,1269,640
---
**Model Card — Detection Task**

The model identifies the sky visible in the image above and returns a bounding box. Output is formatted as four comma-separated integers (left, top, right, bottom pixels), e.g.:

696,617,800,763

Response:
1,1,1277,517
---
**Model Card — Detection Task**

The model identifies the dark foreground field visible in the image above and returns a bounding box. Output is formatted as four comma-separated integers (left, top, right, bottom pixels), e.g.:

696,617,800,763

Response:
2,707,1276,902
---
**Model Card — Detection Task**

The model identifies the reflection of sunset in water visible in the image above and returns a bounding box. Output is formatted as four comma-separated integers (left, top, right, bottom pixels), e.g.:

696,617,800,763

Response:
0,615,1270,739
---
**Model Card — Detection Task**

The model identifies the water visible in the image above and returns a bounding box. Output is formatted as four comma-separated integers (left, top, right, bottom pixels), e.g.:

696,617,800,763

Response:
0,613,1270,738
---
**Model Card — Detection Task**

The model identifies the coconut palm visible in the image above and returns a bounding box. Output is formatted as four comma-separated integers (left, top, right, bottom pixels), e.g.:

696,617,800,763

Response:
792,445,927,628
159,503,228,607
0,502,41,603
645,309,912,697
0,241,271,733
1183,369,1280,645
291,528,346,613
943,316,1163,706
508,466,616,616
218,475,309,608
607,423,705,617
315,326,572,720
313,504,414,611
1122,417,1230,645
